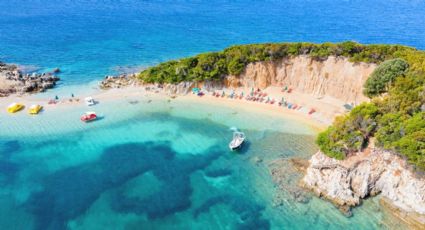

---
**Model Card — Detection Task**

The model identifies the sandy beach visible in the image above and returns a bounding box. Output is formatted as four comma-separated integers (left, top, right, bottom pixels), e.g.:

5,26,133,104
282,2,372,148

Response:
0,84,349,132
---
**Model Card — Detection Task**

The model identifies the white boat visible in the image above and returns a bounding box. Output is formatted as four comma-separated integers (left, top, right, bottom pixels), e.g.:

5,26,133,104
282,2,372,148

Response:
85,97,96,106
229,131,245,151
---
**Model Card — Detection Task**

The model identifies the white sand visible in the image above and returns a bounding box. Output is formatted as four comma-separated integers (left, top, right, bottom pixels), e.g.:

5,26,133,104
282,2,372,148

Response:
0,85,349,131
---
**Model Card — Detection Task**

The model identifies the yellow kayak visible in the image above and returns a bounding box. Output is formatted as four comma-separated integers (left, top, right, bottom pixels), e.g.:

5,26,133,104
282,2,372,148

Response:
7,103,24,113
28,104,43,115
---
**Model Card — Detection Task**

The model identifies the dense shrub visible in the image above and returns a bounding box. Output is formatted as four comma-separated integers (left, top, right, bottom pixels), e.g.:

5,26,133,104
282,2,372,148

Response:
318,48,425,171
139,42,414,84
316,103,380,159
375,112,425,169
363,58,409,97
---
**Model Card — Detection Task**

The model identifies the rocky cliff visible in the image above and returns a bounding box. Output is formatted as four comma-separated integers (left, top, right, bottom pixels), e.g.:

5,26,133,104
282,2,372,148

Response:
302,149,425,218
139,55,376,105
225,55,376,103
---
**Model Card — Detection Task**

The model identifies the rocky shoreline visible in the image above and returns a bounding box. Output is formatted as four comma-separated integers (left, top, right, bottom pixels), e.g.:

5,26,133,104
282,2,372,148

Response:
301,149,425,226
0,62,60,97
99,73,139,89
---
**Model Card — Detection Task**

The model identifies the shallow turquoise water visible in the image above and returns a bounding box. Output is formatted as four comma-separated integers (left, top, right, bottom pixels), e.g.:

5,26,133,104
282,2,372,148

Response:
0,0,423,229
0,97,403,229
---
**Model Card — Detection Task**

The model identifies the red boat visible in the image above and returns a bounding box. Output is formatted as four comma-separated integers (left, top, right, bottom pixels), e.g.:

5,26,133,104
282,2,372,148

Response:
81,112,97,122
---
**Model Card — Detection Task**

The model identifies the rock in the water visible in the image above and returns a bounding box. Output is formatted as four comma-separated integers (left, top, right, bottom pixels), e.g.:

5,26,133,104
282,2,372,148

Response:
0,61,60,96
302,149,425,215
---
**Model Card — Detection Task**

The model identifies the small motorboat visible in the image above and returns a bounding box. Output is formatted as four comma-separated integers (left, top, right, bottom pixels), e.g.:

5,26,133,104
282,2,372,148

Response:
7,103,24,113
229,131,245,151
81,111,97,122
28,104,43,114
85,97,96,106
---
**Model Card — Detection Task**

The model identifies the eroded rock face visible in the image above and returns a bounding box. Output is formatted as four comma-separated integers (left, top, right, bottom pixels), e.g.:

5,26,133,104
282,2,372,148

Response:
161,80,225,96
226,56,376,103
99,74,139,89
302,149,425,215
163,82,194,95
0,62,60,97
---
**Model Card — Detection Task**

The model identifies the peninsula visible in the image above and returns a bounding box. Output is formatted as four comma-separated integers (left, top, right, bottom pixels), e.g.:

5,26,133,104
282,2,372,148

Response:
136,41,425,227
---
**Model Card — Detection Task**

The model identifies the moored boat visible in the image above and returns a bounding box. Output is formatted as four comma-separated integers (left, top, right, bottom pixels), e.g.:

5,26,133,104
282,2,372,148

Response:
28,104,43,114
81,111,97,122
229,131,245,151
7,103,24,113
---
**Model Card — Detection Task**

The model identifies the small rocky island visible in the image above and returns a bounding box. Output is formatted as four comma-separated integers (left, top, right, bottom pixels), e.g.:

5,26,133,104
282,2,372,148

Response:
0,62,60,97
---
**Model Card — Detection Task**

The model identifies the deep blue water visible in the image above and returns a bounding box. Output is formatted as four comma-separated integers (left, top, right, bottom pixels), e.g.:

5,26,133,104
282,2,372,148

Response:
1,0,424,85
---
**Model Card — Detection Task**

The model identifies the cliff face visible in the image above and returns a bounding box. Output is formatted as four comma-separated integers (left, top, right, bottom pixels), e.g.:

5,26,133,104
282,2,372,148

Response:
226,56,376,103
302,149,425,217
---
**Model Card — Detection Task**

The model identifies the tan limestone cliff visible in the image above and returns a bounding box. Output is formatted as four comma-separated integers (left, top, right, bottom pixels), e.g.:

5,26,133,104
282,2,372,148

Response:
226,55,376,104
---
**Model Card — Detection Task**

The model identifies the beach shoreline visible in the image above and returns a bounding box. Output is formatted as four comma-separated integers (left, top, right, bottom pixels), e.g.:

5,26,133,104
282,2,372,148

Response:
0,84,337,132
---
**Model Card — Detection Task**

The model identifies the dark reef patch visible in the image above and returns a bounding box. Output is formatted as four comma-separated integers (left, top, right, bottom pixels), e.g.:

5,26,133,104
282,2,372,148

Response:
109,145,223,219
23,141,222,230
204,168,233,178
193,195,270,230
0,140,21,158
0,140,21,184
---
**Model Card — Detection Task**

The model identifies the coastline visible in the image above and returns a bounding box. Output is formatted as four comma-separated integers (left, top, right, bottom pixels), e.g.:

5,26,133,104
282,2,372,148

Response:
2,82,424,229
0,85,330,132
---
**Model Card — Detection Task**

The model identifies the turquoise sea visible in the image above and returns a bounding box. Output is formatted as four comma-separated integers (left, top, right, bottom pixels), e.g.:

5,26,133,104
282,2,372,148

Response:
1,1,424,229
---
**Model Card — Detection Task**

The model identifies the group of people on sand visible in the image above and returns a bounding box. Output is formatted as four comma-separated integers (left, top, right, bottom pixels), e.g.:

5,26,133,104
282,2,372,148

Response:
209,87,316,115
47,93,80,105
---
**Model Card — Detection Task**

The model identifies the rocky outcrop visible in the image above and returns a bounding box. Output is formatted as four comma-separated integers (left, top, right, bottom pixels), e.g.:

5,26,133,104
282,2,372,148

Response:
99,74,139,89
302,149,425,216
0,62,60,97
163,82,195,95
226,56,376,103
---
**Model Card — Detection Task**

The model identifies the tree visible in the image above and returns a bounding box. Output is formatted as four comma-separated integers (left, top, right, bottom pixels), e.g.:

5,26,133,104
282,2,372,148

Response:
363,58,409,97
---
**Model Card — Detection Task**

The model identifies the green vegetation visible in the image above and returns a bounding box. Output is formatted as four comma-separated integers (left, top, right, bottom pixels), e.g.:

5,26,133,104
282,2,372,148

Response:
139,41,425,170
317,48,425,171
139,41,413,84
317,103,380,159
363,58,409,97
